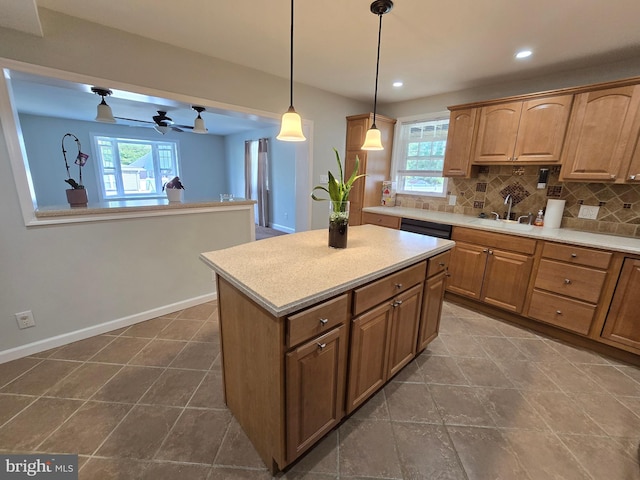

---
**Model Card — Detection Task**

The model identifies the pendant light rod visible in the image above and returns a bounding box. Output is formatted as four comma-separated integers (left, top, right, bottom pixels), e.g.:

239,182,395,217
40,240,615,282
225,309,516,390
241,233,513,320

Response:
288,0,295,108
369,0,393,127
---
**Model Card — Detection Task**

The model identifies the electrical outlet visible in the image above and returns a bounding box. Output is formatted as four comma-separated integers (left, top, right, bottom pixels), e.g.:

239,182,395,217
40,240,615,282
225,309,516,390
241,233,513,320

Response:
448,195,457,206
578,205,600,220
15,310,35,329
319,174,329,183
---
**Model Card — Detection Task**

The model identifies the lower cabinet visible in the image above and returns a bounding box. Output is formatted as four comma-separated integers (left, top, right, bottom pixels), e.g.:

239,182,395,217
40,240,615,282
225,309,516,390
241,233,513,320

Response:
286,324,348,461
418,250,451,351
601,257,640,351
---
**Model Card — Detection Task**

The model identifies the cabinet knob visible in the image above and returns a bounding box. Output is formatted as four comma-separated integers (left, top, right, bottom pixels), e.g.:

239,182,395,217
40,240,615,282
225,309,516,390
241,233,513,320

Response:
439,262,445,267
317,342,326,350
483,249,488,253
513,156,518,161
556,310,562,315
610,174,616,179
319,318,328,326
570,253,577,258
395,283,403,289
488,250,494,255
630,175,637,180
392,299,403,307
564,279,572,285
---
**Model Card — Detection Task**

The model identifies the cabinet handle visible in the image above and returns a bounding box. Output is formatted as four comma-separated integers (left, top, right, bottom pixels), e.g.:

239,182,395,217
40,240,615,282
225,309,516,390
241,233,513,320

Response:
630,175,637,180
392,300,403,307
395,283,403,289
319,318,328,326
317,343,326,350
556,310,562,315
439,262,445,267
610,174,616,179
483,249,488,253
513,156,518,161
488,250,494,255
570,253,577,258
564,278,571,285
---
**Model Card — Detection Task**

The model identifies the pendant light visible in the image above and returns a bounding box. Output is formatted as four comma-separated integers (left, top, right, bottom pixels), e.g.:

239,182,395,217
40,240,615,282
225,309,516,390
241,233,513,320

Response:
277,0,306,142
192,106,208,134
91,87,116,123
361,0,393,151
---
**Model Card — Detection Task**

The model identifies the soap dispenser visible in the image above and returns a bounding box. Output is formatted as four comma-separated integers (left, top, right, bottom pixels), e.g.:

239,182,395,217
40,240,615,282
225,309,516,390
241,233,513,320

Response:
534,209,544,226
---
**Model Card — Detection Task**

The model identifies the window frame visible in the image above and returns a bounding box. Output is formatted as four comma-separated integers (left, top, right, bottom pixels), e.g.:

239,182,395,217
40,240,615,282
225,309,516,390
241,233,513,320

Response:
91,133,181,201
391,112,450,198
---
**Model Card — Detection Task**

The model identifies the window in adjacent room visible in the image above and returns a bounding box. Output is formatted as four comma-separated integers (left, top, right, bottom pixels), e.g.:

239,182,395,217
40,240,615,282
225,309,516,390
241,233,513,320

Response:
393,114,449,197
92,135,180,199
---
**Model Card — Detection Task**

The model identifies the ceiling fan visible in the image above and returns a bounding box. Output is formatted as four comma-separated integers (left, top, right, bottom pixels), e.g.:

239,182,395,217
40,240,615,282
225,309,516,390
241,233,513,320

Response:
116,110,194,134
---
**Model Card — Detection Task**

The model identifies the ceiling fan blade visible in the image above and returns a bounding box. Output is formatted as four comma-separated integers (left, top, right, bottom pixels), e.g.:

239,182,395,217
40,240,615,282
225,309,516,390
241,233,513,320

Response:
114,116,153,124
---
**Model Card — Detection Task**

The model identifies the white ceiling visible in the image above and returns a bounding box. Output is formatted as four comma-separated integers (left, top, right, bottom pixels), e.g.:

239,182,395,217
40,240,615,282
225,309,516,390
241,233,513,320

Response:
2,0,640,134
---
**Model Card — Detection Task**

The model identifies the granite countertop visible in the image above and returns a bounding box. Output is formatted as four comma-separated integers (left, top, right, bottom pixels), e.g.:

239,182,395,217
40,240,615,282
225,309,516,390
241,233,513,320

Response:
35,198,255,218
364,206,640,255
200,224,454,317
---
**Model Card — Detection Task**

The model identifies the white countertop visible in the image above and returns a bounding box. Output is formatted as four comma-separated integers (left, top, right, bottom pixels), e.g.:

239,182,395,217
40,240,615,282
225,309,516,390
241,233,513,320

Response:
365,206,640,255
200,224,454,317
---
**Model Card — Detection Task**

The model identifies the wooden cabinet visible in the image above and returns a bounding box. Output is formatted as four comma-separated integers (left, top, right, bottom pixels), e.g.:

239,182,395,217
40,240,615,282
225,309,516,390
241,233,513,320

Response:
473,95,573,164
418,250,451,351
446,227,535,314
347,263,426,413
601,258,640,352
345,113,396,225
361,211,401,229
443,108,478,177
560,84,640,182
527,242,612,335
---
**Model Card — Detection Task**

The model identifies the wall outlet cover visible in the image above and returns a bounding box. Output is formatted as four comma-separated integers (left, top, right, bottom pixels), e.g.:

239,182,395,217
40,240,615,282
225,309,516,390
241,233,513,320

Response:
578,205,600,220
448,195,457,206
319,174,329,184
15,311,35,329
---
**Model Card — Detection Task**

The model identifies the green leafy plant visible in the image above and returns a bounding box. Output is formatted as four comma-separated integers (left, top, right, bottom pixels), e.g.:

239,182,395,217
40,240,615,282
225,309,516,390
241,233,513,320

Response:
311,148,365,221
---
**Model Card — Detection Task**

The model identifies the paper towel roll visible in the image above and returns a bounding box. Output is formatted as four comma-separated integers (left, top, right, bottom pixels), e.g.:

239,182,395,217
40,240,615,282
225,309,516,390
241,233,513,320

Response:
544,199,565,229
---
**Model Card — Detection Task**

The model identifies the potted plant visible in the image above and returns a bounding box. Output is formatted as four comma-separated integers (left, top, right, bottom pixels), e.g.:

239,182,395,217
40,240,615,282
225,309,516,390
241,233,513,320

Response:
61,133,89,207
312,148,365,248
163,176,185,202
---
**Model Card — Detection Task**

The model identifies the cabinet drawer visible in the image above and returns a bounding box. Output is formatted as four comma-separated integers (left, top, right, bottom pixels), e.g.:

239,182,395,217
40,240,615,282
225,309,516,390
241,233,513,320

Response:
427,250,451,277
362,212,401,229
528,290,595,335
353,262,427,316
287,294,349,348
541,242,612,269
534,259,607,304
452,227,537,255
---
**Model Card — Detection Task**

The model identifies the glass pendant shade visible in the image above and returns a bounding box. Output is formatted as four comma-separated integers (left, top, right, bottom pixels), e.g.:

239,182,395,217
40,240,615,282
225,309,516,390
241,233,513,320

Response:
277,107,306,141
193,115,207,134
361,126,383,150
96,99,116,123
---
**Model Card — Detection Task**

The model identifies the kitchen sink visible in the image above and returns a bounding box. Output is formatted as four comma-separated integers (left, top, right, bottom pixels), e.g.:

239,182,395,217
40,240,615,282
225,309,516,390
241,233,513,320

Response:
469,218,534,232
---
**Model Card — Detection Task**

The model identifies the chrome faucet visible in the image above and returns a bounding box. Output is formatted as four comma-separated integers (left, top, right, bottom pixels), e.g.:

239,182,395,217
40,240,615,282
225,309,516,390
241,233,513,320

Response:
489,211,500,220
517,213,533,225
504,194,513,220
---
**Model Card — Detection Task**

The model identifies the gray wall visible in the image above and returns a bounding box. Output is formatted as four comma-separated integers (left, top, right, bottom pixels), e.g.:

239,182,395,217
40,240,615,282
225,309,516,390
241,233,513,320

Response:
20,113,227,206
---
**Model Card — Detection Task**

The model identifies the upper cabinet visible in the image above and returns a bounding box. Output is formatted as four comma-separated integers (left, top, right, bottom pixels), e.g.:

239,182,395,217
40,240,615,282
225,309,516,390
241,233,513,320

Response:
473,95,573,164
560,85,640,182
443,108,478,177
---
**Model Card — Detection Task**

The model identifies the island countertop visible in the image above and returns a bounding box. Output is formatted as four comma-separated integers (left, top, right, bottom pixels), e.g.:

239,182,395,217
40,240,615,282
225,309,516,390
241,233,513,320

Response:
200,224,454,317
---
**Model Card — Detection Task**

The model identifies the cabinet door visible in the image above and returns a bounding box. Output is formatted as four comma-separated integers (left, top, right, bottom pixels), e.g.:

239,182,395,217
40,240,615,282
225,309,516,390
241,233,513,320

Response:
417,271,446,352
560,85,640,182
514,95,573,163
624,129,640,183
443,108,478,177
473,102,522,163
445,241,487,299
601,258,640,351
481,248,533,314
286,324,347,462
346,303,392,413
387,284,423,378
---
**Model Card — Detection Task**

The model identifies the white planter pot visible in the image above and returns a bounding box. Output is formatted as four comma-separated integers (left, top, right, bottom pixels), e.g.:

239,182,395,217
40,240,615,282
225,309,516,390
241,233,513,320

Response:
166,188,183,202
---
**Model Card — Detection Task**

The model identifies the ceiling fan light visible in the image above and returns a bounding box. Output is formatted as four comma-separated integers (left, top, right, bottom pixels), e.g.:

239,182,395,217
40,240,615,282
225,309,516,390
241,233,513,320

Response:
361,126,384,150
277,107,306,141
193,116,208,134
96,98,116,123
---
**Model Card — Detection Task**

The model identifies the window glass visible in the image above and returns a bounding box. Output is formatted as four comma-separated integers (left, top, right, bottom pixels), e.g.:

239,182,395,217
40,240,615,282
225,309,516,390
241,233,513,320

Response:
92,135,180,199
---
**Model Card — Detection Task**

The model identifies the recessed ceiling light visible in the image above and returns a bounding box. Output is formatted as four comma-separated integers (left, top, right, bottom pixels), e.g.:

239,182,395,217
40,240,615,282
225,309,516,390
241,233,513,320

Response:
393,81,403,87
515,50,532,59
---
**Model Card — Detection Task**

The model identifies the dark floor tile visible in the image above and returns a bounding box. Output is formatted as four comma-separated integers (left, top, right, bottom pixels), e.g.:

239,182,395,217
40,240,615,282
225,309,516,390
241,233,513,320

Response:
439,334,487,358
46,362,122,399
491,359,560,391
454,357,514,388
571,392,640,437
447,426,531,480
155,408,230,464
543,338,611,364
421,336,449,355
0,394,35,425
480,336,529,362
0,358,42,388
288,430,338,475
48,335,115,361
177,303,216,320
525,391,605,435
438,316,470,335
616,365,640,385
393,422,466,480
457,316,503,336
560,434,640,480
475,387,548,430
188,371,226,409
169,341,218,370
191,321,219,343
122,317,174,338
140,368,206,406
535,362,606,394
141,462,211,480
156,319,204,341
92,366,163,403
338,419,402,478
416,354,469,386
508,338,568,363
389,359,424,383
96,404,181,460
215,417,267,469
350,388,389,421
430,385,494,427
88,336,150,364
208,467,271,479
384,382,441,424
0,359,79,395
491,320,538,338
79,457,148,480
0,397,82,451
39,401,131,454
129,339,188,367
577,363,640,397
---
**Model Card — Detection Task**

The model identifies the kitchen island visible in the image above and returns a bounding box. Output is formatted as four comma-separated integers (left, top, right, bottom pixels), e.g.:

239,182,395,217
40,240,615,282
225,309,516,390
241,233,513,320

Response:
200,225,454,473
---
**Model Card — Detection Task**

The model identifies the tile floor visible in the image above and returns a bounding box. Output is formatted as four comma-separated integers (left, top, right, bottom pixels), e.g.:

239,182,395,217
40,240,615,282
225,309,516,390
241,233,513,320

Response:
1,301,639,479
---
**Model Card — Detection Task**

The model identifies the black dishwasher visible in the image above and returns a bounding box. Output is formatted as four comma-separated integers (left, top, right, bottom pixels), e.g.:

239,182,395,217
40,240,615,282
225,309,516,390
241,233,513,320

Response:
400,217,452,239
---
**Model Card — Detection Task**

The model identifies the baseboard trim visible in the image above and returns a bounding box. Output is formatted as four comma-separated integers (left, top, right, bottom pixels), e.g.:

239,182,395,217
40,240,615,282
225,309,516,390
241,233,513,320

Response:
269,223,295,234
0,293,217,365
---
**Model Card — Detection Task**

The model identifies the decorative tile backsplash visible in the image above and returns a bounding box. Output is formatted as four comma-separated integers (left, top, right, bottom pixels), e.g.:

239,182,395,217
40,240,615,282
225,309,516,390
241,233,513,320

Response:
395,165,640,238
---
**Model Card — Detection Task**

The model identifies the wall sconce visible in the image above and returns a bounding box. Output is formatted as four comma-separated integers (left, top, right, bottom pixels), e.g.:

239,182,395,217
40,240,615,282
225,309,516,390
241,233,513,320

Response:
361,0,393,151
192,106,208,134
91,87,116,123
277,0,306,142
